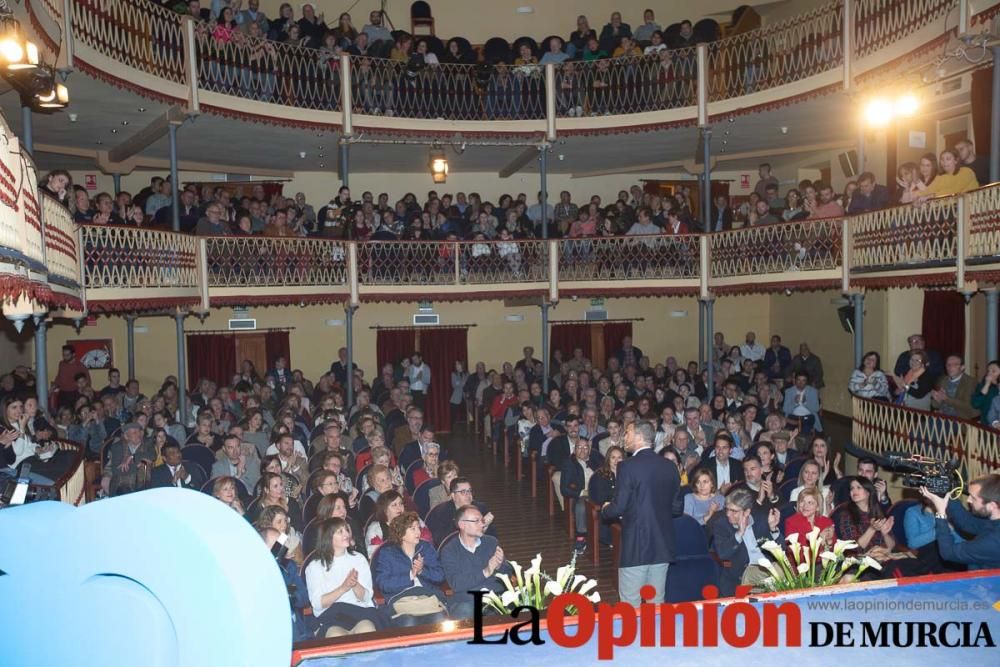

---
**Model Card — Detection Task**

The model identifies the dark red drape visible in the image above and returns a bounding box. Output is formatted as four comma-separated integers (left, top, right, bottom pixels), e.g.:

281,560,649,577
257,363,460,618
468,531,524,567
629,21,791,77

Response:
418,327,468,434
265,331,291,370
922,290,965,359
550,323,592,362
971,66,994,180
186,333,237,390
602,322,634,365
376,329,416,372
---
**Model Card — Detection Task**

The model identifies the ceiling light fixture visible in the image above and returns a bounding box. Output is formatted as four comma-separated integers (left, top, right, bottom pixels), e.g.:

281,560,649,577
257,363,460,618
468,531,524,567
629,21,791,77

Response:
429,146,448,183
0,7,69,116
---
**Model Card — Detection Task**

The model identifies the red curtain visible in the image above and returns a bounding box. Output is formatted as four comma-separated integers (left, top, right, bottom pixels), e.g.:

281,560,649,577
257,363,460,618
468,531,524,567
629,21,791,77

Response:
602,322,634,365
971,66,993,179
418,328,468,434
550,323,592,361
265,330,291,370
186,334,237,390
376,329,416,372
922,291,965,359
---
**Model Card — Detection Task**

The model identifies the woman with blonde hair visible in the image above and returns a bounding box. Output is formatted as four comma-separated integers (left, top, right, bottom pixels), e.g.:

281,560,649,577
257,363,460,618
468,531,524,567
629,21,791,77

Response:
789,459,833,516
212,475,245,515
784,486,834,548
254,504,304,565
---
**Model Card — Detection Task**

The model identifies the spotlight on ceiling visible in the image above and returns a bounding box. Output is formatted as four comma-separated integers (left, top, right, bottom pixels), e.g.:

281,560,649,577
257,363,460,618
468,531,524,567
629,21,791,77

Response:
429,147,448,184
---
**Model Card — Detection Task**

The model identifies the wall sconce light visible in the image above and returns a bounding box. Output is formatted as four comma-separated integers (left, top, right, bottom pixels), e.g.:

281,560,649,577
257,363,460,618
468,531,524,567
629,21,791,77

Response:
429,147,448,183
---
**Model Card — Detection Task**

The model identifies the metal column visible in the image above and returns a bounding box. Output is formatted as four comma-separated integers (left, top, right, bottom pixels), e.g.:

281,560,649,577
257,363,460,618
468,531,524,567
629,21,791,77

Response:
541,302,550,392
175,313,187,424
987,289,999,362
345,305,355,412
991,46,1000,184
21,105,32,154
701,128,712,232
340,141,350,188
858,126,865,175
704,299,715,403
539,147,548,240
34,317,48,413
853,293,865,368
113,173,122,195
698,300,706,370
126,315,136,380
168,123,180,232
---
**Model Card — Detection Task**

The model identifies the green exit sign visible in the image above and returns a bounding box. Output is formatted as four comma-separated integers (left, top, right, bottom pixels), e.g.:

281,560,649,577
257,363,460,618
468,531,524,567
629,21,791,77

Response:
590,298,605,307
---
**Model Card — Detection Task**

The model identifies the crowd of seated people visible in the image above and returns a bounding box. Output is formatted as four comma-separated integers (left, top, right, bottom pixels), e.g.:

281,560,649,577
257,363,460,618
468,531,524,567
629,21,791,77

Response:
51,141,988,253
163,1,727,117
4,317,999,637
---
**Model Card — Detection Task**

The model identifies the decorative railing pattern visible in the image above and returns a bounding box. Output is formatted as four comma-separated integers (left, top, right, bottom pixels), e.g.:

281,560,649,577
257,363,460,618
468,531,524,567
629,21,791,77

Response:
966,184,1000,259
851,396,1000,483
70,0,186,84
554,49,697,117
0,124,28,258
560,235,699,281
850,194,959,270
19,175,45,266
46,0,982,123
80,225,199,289
359,239,549,286
854,0,954,59
41,192,80,287
205,236,348,287
708,1,843,102
710,218,842,278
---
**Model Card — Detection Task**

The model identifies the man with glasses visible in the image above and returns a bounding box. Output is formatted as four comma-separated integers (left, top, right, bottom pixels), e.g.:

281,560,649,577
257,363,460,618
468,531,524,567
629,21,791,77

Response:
709,487,782,596
428,477,495,546
439,505,512,619
195,203,232,236
601,420,679,605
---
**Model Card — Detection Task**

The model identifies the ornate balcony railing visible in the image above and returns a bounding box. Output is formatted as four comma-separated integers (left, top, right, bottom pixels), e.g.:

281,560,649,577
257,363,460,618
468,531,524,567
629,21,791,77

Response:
710,217,843,279
72,184,1000,307
40,192,82,292
80,225,199,290
707,1,843,102
205,236,348,287
851,396,1000,482
36,0,995,127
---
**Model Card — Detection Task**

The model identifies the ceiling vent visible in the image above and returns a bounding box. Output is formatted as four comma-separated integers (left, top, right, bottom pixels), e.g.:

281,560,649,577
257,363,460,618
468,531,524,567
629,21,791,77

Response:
228,318,257,331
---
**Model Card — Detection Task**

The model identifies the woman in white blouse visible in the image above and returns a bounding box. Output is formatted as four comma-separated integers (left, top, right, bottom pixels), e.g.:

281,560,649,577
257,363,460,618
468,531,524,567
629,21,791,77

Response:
1,397,56,484
305,518,386,637
849,351,891,401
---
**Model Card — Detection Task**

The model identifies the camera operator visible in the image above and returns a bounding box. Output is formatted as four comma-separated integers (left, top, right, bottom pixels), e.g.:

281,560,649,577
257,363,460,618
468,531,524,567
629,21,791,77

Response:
920,473,1000,569
259,526,313,641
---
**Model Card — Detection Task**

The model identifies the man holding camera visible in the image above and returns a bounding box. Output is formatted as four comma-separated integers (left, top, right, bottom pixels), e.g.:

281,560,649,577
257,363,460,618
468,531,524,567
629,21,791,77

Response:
921,473,1000,569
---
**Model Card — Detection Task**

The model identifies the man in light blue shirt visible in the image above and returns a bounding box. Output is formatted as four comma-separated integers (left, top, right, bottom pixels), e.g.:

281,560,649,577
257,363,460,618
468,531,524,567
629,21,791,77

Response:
539,37,570,65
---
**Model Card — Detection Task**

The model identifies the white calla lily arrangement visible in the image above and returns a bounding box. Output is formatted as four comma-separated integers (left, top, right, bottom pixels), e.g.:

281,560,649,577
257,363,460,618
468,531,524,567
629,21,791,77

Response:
757,526,882,592
481,552,601,614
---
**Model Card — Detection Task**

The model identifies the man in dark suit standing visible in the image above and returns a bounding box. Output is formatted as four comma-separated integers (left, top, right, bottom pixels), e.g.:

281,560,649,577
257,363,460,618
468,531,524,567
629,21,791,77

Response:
151,441,205,490
709,487,782,596
601,420,679,605
709,195,733,232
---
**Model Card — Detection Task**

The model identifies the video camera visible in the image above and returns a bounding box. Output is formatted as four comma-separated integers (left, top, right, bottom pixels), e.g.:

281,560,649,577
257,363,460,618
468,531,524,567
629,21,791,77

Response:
885,453,962,496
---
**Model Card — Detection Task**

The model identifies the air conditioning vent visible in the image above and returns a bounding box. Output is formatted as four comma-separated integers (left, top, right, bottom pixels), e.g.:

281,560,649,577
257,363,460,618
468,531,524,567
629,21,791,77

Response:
585,309,608,321
413,314,440,326
228,318,257,330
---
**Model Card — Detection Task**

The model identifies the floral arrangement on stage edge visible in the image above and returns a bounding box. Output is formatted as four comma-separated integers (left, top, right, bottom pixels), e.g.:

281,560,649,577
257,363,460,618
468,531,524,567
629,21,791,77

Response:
481,552,601,614
758,526,882,592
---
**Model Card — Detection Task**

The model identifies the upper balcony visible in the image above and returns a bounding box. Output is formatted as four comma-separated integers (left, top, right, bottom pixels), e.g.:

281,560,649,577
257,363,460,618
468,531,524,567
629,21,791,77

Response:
23,0,999,142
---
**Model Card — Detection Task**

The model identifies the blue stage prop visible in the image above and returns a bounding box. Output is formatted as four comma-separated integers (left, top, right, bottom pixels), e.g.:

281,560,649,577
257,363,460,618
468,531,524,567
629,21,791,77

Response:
0,489,292,667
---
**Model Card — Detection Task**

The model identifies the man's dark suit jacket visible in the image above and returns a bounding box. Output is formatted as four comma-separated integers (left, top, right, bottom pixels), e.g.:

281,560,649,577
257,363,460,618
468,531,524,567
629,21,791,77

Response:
709,205,734,232
709,508,783,597
560,457,596,500
150,462,205,490
600,447,679,568
698,450,746,488
546,434,573,470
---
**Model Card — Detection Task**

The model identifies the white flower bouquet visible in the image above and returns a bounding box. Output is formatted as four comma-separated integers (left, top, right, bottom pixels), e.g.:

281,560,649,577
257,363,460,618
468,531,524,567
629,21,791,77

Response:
757,526,882,592
481,552,601,614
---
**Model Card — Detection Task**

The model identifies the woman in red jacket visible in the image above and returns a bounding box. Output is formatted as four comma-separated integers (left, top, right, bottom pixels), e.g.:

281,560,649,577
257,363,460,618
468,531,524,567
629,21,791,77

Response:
784,486,834,548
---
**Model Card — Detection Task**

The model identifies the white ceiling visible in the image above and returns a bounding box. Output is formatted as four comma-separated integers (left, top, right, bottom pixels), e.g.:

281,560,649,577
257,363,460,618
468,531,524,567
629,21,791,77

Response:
0,67,859,175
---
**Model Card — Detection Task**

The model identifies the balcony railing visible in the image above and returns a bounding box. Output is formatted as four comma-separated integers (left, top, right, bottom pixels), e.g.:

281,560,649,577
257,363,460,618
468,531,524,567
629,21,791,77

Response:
70,184,1000,309
42,0,993,126
851,396,1000,483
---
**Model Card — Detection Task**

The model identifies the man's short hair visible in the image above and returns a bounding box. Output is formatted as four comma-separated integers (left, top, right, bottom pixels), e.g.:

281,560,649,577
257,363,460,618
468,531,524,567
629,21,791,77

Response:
161,441,181,455
857,457,878,471
727,486,754,509
857,171,876,185
454,503,478,526
450,476,470,494
62,344,74,354
742,454,762,468
759,162,771,170
971,473,1000,506
632,420,656,447
714,432,735,448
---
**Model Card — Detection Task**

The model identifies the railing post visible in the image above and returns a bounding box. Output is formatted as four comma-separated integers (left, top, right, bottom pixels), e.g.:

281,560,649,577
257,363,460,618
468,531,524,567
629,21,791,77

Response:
696,43,708,126
340,53,353,136
345,303,355,413
34,316,48,414
956,196,967,291
348,242,359,307
705,298,715,403
539,145,549,239
181,16,200,115
699,235,710,300
453,241,461,284
548,239,559,305
842,217,851,293
698,300,706,371
61,0,75,69
958,0,970,36
21,105,33,154
986,288,998,362
126,315,136,381
541,302,550,394
853,292,865,368
991,46,1000,184
544,62,556,141
76,228,88,304
175,312,188,425
197,237,210,311
168,122,181,232
843,0,853,91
